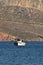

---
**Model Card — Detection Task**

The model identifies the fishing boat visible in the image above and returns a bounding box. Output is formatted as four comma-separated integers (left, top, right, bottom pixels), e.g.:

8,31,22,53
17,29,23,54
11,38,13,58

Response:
15,38,26,46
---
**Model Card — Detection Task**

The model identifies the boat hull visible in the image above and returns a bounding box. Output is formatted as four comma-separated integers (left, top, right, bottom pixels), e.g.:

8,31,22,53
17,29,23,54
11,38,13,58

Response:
17,41,26,46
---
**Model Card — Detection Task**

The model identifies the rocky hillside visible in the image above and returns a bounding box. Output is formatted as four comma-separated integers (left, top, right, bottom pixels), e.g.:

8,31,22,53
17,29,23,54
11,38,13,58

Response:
0,0,43,41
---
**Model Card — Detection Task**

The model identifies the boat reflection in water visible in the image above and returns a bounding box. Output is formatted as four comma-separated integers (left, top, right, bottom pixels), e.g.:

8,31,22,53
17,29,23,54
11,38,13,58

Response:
14,38,26,46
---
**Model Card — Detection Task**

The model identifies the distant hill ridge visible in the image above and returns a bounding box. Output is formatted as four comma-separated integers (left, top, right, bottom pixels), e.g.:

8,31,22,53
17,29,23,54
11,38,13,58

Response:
0,0,43,10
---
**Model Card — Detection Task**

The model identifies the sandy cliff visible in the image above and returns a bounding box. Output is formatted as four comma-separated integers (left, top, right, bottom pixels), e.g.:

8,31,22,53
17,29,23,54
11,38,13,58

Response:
0,32,16,41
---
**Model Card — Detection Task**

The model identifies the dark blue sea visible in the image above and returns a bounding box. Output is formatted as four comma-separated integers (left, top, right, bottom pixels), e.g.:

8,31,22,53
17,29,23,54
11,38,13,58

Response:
0,41,43,65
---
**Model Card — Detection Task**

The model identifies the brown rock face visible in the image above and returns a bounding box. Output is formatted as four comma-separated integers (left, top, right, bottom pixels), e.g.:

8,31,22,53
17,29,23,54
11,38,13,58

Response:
0,32,16,41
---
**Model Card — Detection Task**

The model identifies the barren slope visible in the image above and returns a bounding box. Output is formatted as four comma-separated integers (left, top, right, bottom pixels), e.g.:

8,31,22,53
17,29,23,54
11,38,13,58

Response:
0,0,43,41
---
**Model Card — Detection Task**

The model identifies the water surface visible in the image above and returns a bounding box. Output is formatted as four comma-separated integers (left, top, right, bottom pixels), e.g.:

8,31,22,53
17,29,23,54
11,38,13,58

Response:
0,41,43,65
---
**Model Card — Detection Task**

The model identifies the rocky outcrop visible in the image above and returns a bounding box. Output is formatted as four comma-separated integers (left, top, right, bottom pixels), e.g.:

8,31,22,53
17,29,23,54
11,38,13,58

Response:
0,32,16,41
